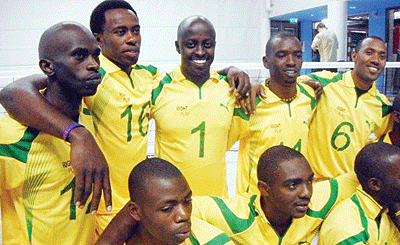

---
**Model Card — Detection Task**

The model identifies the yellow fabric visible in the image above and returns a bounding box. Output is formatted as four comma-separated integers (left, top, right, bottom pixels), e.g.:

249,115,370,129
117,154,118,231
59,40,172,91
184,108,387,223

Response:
192,174,358,245
229,80,316,194
319,188,400,244
181,217,234,245
311,30,338,62
83,55,163,231
0,115,95,245
151,66,235,197
299,70,392,181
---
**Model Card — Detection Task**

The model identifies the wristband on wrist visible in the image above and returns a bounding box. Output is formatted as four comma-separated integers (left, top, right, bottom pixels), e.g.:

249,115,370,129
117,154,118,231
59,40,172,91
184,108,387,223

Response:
62,122,85,142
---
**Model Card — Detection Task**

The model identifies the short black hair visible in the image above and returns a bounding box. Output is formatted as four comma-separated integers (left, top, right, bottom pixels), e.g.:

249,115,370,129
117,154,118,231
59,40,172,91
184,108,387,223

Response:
265,31,300,57
90,0,137,34
354,36,385,53
257,145,305,184
128,158,184,202
317,22,326,29
355,142,400,189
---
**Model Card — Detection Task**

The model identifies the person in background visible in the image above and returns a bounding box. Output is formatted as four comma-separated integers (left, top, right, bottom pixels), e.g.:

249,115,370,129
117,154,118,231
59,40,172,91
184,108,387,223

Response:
311,22,338,62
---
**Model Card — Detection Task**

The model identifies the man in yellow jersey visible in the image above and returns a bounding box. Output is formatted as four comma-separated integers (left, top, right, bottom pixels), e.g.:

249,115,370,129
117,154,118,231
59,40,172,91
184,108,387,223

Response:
92,146,359,245
319,142,400,244
0,1,250,235
229,32,317,194
0,22,101,244
150,15,236,197
298,36,392,181
96,158,234,245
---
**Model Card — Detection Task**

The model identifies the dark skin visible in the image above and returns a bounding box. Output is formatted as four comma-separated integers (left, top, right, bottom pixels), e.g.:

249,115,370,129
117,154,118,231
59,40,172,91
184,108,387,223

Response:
0,24,112,213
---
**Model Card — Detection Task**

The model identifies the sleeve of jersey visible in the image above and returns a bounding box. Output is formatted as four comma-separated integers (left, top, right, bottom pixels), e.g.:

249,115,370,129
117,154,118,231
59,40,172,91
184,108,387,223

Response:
227,106,250,150
318,204,364,245
190,217,234,245
373,101,393,143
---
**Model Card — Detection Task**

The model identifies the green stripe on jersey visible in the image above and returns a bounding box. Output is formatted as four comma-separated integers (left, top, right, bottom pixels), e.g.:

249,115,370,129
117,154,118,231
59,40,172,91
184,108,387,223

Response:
298,83,317,110
0,127,39,163
375,96,393,117
307,179,338,218
151,73,173,105
211,195,258,234
135,64,158,76
233,97,262,121
337,195,370,244
306,73,343,87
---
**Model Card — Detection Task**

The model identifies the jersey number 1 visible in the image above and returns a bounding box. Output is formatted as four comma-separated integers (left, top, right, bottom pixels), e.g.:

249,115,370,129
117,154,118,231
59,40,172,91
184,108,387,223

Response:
191,121,205,158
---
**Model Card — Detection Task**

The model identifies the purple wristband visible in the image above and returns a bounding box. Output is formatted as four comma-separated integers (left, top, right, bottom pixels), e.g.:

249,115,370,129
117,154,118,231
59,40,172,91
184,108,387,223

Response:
62,122,85,142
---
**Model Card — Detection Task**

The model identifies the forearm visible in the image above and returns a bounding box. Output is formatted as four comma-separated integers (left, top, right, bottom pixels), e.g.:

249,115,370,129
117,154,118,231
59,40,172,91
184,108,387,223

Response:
0,74,75,138
389,203,400,232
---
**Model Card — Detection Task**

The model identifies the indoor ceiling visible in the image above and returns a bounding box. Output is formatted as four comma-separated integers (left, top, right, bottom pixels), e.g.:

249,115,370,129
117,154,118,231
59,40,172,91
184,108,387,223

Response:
271,0,400,22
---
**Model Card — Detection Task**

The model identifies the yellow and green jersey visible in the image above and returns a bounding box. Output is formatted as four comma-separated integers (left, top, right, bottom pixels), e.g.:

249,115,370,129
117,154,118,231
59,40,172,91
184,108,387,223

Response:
151,66,235,197
82,54,163,219
0,115,95,245
192,174,358,245
183,217,235,245
228,80,316,194
319,188,400,244
298,70,392,181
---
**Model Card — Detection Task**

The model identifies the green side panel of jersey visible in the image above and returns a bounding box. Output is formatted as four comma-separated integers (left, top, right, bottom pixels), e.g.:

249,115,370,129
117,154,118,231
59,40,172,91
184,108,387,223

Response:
336,195,370,245
210,195,258,234
375,95,393,117
135,64,158,76
297,83,317,110
306,73,343,87
151,73,173,105
99,67,106,80
307,179,338,218
0,127,39,163
189,234,200,245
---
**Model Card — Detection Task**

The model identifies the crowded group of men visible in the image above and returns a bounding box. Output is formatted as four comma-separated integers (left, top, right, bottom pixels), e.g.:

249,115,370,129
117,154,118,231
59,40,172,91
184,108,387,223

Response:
0,0,399,244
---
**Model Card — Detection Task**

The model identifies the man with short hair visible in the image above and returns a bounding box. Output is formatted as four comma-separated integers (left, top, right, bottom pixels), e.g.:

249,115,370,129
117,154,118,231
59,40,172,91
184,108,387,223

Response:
97,157,235,245
0,22,101,244
319,142,400,244
229,32,317,194
300,36,393,181
311,22,338,62
96,145,359,245
0,0,250,234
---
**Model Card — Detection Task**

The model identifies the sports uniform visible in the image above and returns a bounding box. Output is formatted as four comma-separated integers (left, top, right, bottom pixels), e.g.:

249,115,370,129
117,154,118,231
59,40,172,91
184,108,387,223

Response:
319,187,400,244
192,174,358,245
151,66,235,197
228,80,316,194
298,70,392,181
0,116,95,245
83,54,163,232
183,217,234,245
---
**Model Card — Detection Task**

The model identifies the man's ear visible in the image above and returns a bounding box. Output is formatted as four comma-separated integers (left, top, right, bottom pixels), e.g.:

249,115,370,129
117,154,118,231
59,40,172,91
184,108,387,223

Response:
128,201,141,222
258,180,271,197
39,59,54,76
93,33,104,47
351,51,357,62
368,177,383,192
393,111,400,123
262,56,270,69
175,41,181,54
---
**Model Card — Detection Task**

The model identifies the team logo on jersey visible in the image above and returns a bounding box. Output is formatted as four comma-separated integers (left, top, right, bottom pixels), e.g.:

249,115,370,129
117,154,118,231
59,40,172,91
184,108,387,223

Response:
337,105,347,117
119,92,131,103
62,161,74,174
271,123,282,133
176,105,189,116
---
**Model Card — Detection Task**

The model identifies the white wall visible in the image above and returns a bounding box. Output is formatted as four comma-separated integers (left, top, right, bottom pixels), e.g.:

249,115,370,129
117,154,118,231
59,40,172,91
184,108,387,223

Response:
269,0,329,18
0,0,265,73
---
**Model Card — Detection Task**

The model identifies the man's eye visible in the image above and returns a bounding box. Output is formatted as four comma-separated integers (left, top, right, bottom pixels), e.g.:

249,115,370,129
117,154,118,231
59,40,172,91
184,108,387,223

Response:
116,30,126,36
184,198,192,206
161,206,172,213
204,42,213,49
186,43,196,48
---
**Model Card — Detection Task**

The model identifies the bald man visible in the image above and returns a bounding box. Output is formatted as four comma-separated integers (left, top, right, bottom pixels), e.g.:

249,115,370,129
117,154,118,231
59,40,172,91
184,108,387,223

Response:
150,15,237,197
0,22,102,244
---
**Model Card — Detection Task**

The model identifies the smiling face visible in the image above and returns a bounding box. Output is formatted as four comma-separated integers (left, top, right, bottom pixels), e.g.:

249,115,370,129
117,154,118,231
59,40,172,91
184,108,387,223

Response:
352,37,387,89
95,8,141,74
261,157,313,220
44,25,102,97
263,36,303,85
175,17,215,86
136,176,192,245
